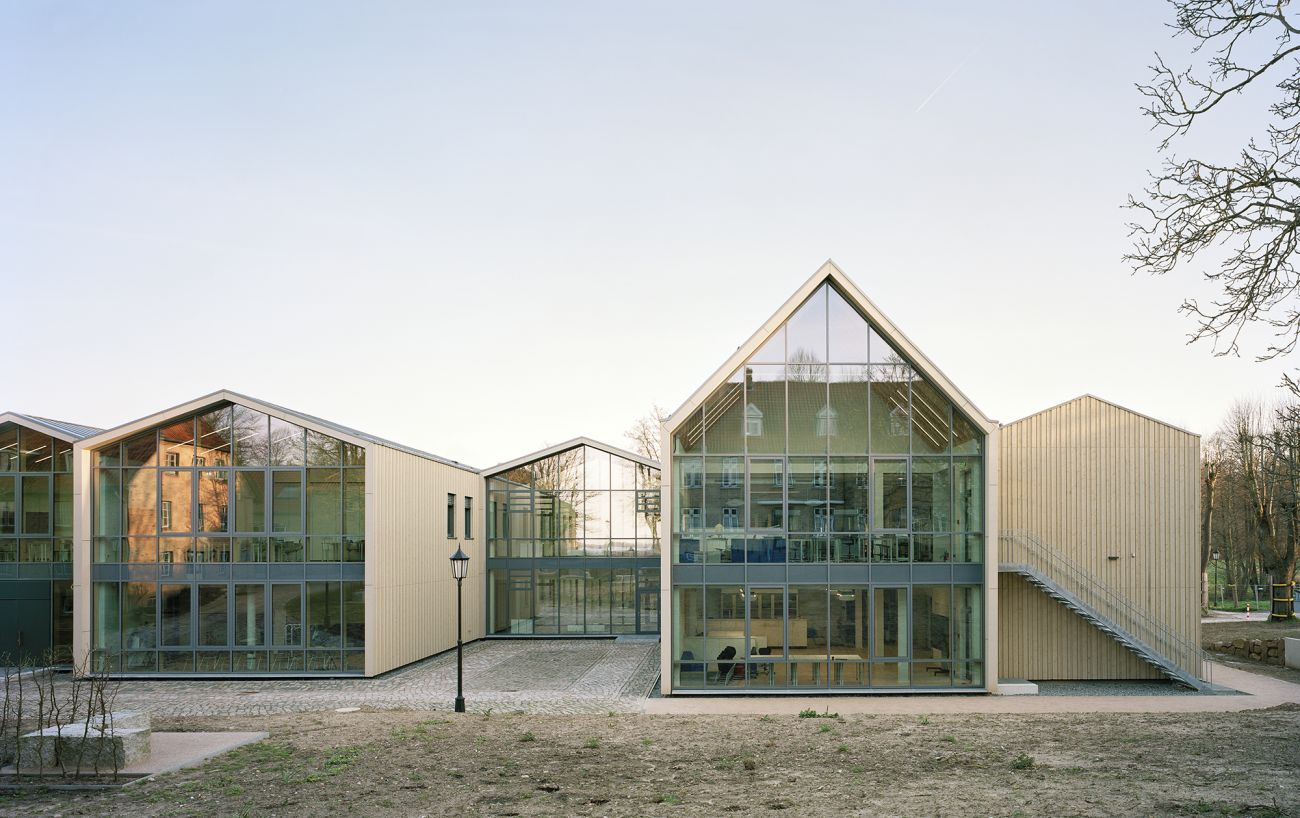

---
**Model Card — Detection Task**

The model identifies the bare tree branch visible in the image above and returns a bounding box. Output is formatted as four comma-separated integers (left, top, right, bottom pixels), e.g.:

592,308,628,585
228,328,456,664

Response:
1129,1,1300,381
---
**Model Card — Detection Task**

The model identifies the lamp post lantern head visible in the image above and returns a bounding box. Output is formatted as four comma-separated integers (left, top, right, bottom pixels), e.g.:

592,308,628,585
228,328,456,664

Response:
450,547,470,580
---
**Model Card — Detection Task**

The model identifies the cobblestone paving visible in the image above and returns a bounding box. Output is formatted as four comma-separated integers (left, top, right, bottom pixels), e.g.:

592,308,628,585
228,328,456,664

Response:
66,639,660,717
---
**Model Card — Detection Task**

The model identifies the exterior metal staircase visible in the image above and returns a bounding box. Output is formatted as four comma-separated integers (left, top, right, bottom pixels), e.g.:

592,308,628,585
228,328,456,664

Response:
999,531,1212,690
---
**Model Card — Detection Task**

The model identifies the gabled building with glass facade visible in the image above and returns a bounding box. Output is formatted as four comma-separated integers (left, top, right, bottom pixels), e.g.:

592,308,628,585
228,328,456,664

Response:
660,261,1208,694
0,413,101,663
483,439,661,637
72,390,484,677
28,261,1203,689
660,263,998,694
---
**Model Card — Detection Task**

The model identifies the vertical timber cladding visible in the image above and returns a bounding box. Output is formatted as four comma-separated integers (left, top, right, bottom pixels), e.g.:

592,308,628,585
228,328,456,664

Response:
998,395,1200,680
366,442,485,677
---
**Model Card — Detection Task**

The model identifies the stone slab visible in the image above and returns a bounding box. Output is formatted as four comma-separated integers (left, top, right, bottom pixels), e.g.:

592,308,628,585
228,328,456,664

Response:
1286,637,1300,670
2,731,268,779
16,726,150,770
995,680,1039,696
120,731,269,777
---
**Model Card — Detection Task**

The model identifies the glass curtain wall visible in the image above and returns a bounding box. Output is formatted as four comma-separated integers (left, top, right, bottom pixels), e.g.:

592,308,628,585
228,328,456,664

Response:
486,445,661,635
0,422,75,662
670,283,986,691
89,402,366,674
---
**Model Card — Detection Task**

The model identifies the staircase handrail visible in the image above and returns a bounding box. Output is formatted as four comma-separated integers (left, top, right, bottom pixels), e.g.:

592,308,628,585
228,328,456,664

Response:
1000,530,1211,684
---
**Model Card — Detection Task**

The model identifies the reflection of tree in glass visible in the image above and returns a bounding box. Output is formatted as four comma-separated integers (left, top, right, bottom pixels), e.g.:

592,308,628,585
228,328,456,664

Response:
197,407,233,466
269,418,305,466
306,430,341,466
232,406,270,466
788,348,828,382
198,471,229,532
530,448,584,547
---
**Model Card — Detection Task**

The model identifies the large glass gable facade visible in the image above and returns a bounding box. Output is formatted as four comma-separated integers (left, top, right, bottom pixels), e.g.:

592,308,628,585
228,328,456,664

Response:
0,422,74,662
670,282,986,691
487,445,660,635
90,402,365,674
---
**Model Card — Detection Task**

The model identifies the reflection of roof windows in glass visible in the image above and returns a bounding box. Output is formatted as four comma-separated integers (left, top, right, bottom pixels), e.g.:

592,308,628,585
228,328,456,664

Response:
816,405,838,437
888,406,907,437
721,458,741,488
745,404,763,437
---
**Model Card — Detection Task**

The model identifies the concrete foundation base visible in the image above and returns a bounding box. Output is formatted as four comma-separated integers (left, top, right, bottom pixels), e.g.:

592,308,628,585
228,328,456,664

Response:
995,680,1040,696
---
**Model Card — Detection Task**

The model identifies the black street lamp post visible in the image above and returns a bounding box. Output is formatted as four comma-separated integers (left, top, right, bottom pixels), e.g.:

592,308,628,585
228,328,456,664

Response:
450,547,470,713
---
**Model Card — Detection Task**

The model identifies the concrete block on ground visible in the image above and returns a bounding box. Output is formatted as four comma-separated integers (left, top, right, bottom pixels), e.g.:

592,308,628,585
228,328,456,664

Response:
1286,637,1300,670
995,680,1039,696
16,711,152,770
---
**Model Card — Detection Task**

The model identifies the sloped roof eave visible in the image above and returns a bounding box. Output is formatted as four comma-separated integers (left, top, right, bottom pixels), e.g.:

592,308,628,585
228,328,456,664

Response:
72,389,479,473
481,436,660,477
1003,394,1200,439
0,412,103,443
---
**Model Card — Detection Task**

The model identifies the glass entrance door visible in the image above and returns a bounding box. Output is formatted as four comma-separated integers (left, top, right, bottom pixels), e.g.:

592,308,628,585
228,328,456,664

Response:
872,586,910,687
635,569,659,634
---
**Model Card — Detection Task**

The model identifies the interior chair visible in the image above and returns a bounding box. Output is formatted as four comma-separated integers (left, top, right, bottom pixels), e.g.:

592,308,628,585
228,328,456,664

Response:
716,645,738,683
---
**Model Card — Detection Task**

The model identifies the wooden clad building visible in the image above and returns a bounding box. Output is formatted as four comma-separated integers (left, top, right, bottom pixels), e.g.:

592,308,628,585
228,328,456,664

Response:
998,395,1201,681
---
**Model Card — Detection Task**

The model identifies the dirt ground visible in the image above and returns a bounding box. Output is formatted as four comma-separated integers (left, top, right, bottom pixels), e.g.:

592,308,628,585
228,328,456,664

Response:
1,703,1297,818
1204,620,1300,646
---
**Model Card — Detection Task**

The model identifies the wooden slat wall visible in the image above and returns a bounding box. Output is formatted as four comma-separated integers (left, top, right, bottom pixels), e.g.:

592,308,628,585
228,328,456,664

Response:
365,444,485,677
999,574,1159,679
998,396,1200,680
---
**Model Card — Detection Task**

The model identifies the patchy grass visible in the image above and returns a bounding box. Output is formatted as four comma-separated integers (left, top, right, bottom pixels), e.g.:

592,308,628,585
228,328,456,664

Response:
0,706,1296,816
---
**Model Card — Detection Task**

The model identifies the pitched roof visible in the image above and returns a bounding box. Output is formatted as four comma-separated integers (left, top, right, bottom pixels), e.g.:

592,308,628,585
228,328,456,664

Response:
74,389,480,473
664,259,998,436
1003,394,1200,438
481,436,660,477
0,412,103,442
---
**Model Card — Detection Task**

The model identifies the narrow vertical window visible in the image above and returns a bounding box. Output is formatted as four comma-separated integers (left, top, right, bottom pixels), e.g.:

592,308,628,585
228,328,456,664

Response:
464,496,473,539
447,493,456,539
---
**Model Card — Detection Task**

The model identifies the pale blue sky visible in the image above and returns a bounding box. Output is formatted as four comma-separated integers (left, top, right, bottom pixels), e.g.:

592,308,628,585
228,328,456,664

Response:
1,2,1288,466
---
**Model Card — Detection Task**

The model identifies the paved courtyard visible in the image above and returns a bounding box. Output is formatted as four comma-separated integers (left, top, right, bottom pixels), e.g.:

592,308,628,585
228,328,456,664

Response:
71,638,661,717
35,641,1300,720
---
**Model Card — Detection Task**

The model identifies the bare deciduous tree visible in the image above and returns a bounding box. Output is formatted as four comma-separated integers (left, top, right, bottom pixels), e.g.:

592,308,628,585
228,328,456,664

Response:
1206,398,1300,615
625,404,668,463
1201,441,1220,612
1127,1,1300,381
